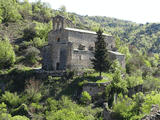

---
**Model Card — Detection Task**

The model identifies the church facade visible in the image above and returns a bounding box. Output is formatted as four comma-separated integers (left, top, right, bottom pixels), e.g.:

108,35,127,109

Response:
42,15,125,71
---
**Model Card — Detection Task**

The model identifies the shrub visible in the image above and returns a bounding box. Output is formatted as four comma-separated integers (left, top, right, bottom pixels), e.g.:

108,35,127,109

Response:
143,75,160,91
25,79,42,103
0,0,22,22
126,75,143,88
11,115,29,120
113,93,144,120
23,24,36,41
1,91,21,107
45,96,102,120
141,92,160,114
25,46,40,64
0,38,16,69
33,37,46,48
80,91,92,104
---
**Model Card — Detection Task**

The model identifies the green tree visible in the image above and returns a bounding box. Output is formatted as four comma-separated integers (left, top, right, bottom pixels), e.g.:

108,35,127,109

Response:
0,0,22,22
106,62,127,108
0,38,16,69
25,46,40,64
91,29,111,77
80,91,92,104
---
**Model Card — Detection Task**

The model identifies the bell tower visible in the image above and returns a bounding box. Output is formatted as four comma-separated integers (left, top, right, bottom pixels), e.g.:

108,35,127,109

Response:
52,15,74,31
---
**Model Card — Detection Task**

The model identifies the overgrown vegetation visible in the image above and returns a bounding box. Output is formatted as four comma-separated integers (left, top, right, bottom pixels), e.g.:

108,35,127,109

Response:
0,0,160,119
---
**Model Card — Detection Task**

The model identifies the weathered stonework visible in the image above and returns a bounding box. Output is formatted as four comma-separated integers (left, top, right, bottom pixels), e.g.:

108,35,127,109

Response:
82,82,110,102
42,15,125,71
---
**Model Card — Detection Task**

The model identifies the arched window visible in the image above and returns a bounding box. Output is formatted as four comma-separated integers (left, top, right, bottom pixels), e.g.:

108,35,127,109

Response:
89,46,94,51
78,44,85,50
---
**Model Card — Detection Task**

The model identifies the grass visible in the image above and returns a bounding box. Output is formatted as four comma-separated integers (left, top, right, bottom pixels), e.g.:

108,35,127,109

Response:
85,72,113,83
96,79,110,83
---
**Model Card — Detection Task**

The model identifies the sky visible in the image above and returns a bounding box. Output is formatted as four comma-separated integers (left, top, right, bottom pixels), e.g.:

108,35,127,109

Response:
29,0,160,24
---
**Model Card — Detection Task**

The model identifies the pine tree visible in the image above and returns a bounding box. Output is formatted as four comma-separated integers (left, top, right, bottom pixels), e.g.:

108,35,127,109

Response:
91,29,111,78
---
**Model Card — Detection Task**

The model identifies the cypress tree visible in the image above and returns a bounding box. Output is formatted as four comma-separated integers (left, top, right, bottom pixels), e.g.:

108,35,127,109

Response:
91,29,111,78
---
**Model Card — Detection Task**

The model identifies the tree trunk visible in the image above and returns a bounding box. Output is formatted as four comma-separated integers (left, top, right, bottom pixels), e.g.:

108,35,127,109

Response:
99,71,102,79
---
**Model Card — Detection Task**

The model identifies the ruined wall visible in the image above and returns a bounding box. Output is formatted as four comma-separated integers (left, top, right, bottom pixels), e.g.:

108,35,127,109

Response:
108,51,125,68
42,45,53,70
82,82,110,102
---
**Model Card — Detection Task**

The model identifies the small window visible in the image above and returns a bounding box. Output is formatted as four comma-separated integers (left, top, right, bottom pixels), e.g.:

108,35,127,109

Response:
89,46,94,51
57,37,60,42
56,62,60,70
79,55,82,60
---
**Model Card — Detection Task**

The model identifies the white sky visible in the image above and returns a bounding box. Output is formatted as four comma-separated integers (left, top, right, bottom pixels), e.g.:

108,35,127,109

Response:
29,0,160,24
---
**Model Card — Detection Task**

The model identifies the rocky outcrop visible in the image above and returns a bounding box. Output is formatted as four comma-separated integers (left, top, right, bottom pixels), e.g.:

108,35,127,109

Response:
142,105,160,120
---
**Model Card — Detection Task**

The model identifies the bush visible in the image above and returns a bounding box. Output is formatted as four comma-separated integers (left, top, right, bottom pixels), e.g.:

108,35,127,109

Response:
25,46,40,64
141,92,160,114
0,38,16,69
33,37,46,48
80,91,92,104
143,75,160,91
126,75,143,88
113,93,144,120
25,79,42,103
45,96,102,120
1,91,21,107
23,24,36,41
11,115,29,120
0,0,22,22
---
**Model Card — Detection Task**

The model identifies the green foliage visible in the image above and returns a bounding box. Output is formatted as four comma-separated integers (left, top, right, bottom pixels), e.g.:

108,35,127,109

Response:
118,45,131,62
80,91,92,104
91,29,112,77
0,102,8,113
33,37,46,48
11,115,29,120
25,79,42,103
0,8,3,23
1,91,21,107
32,1,53,22
0,38,16,69
34,21,52,40
0,0,22,22
141,92,160,114
126,75,143,88
106,68,127,108
25,46,40,64
143,75,160,91
113,93,144,120
18,0,32,19
45,96,102,120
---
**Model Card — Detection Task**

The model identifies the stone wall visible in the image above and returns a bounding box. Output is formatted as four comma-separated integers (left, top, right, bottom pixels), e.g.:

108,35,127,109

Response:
108,51,125,68
67,29,117,70
67,29,115,51
82,82,110,102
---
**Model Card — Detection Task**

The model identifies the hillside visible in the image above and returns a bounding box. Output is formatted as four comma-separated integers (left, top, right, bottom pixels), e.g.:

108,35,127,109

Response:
0,0,160,120
71,14,160,53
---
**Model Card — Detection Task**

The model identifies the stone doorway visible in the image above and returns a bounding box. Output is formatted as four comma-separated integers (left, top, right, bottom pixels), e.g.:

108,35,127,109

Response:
56,62,60,70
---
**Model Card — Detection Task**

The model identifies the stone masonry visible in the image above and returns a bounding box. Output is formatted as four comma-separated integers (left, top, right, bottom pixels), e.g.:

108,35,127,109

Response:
42,15,125,71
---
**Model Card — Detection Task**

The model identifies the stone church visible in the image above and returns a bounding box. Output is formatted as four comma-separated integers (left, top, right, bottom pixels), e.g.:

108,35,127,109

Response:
42,15,125,71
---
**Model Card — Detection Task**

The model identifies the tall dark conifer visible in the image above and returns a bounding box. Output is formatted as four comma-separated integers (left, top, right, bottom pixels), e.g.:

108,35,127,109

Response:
91,29,111,77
